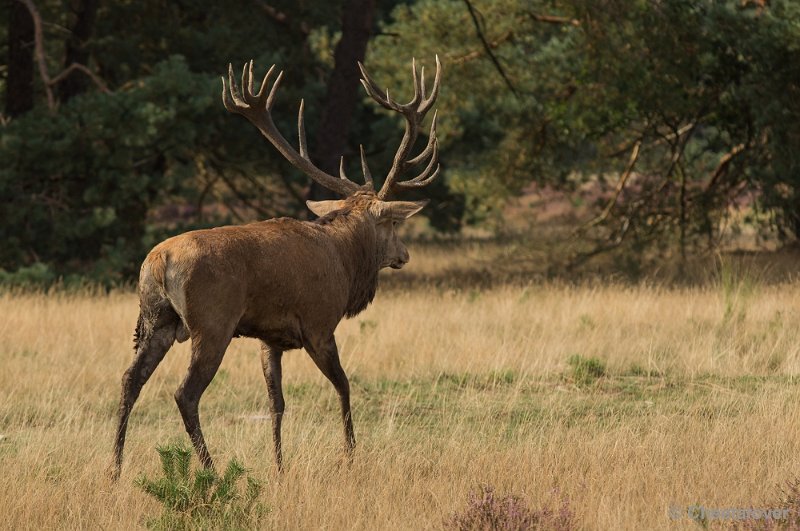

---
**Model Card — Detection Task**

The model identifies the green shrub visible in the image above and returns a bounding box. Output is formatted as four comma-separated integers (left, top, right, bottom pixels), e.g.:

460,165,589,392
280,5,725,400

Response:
0,263,56,288
136,444,265,530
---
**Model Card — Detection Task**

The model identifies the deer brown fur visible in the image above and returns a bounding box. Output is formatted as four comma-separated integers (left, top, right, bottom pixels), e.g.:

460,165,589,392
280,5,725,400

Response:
111,57,440,479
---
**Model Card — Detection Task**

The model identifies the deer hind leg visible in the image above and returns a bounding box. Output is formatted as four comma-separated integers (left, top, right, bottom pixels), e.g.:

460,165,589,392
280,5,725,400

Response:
306,336,355,458
111,306,179,480
175,332,233,469
260,343,285,471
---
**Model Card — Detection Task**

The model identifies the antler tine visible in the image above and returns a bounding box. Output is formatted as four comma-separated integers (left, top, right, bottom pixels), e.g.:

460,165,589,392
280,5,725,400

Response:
241,60,258,106
221,75,234,112
406,139,439,184
395,157,441,189
409,58,422,107
360,144,373,186
221,61,361,197
265,70,284,111
336,147,374,187
420,65,426,101
255,64,276,102
407,110,438,165
298,99,310,160
224,63,245,108
358,62,400,111
396,164,440,189
419,55,441,114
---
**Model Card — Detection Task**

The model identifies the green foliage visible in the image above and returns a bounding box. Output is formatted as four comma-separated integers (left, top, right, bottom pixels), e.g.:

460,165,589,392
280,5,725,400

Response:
0,263,56,288
4,0,800,282
135,444,265,530
566,354,606,385
370,0,800,251
0,55,219,281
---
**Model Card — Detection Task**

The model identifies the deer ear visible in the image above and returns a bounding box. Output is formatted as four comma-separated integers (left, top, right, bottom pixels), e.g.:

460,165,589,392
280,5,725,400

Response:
306,200,347,217
383,200,429,220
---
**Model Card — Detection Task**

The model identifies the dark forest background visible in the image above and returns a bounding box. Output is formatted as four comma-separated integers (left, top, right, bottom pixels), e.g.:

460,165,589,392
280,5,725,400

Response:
1,0,799,284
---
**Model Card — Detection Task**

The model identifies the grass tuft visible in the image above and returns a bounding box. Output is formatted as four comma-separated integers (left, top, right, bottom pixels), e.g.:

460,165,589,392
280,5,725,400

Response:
566,355,607,385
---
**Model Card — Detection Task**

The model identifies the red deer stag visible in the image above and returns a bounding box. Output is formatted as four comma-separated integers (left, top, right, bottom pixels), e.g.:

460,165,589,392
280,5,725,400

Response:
111,56,441,479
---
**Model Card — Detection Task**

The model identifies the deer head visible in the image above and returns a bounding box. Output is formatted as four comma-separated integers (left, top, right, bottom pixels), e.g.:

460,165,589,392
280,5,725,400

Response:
221,56,442,269
306,196,426,269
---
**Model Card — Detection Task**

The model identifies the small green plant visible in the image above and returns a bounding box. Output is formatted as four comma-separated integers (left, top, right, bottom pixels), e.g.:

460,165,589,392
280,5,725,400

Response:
566,354,606,385
136,444,265,530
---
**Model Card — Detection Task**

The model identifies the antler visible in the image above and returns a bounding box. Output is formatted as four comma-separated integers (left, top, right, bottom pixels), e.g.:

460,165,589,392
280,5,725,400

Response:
358,56,442,200
222,61,368,197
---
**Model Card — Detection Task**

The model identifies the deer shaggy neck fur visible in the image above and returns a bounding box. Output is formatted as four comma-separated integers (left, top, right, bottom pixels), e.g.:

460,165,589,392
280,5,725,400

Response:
312,192,380,317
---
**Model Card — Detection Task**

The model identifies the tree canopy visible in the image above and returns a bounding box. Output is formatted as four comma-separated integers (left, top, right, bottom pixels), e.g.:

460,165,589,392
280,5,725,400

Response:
2,0,799,282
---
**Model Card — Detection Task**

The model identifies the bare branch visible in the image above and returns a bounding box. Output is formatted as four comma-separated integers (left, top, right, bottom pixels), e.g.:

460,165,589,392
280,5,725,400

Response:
527,12,580,26
581,139,643,231
450,30,513,66
462,0,518,98
256,1,311,36
18,0,110,111
706,143,747,192
19,0,55,109
49,63,110,93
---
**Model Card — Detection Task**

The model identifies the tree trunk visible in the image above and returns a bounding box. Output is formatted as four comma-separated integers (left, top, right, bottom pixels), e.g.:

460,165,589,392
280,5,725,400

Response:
5,0,36,117
793,204,800,244
307,0,375,204
58,0,100,103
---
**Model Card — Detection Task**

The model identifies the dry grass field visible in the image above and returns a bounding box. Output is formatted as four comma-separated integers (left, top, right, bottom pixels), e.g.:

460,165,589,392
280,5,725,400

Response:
1,243,800,530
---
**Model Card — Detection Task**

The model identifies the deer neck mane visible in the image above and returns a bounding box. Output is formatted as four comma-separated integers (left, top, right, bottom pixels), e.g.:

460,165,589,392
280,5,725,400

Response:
314,205,380,318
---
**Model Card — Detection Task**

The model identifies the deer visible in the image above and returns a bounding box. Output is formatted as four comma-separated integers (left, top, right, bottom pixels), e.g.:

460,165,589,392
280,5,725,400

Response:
110,55,441,480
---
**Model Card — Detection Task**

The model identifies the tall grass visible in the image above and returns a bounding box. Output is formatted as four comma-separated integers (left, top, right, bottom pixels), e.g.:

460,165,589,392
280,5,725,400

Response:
0,247,799,529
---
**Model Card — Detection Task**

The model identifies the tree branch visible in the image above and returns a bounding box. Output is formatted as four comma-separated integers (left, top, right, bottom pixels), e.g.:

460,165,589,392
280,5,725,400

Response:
450,30,513,65
49,63,109,93
19,0,55,109
256,1,310,36
462,0,518,98
18,0,109,111
581,138,643,230
705,143,746,192
526,12,580,26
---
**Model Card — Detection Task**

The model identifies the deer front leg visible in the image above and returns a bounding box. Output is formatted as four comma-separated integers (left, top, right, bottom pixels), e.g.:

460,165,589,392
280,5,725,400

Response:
306,336,355,458
260,342,285,471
